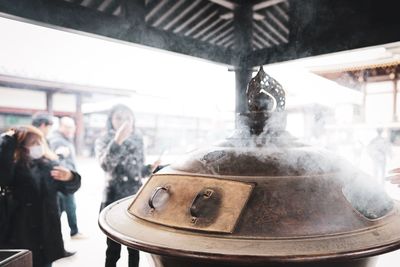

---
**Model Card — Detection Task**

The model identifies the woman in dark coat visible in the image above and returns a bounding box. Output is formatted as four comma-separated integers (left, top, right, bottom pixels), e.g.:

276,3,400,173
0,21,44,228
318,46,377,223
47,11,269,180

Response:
0,125,81,267
95,104,158,267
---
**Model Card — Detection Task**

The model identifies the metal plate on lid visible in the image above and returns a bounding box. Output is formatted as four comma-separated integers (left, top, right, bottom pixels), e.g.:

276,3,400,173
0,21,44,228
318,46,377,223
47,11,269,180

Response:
128,174,254,233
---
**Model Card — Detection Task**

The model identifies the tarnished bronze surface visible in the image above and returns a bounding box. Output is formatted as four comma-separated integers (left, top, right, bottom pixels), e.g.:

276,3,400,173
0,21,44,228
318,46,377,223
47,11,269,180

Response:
99,197,400,266
128,174,254,233
98,67,400,267
128,169,391,238
149,254,377,267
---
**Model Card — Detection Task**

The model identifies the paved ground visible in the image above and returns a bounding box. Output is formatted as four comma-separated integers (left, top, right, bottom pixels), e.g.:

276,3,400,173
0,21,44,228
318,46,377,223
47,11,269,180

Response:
53,156,400,267
53,157,152,267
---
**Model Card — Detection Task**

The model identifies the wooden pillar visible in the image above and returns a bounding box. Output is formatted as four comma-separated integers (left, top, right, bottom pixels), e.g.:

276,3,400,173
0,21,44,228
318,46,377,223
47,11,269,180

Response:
360,82,367,123
46,91,54,115
358,72,367,123
75,93,84,156
124,0,145,28
393,73,398,122
235,67,252,115
233,2,253,119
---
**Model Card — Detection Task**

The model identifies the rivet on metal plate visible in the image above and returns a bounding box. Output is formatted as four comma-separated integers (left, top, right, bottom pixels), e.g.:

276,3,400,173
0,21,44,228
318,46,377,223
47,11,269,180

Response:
204,189,213,198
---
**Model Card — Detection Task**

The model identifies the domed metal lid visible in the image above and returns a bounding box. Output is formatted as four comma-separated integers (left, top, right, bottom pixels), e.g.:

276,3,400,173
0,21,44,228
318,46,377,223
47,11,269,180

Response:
99,67,400,263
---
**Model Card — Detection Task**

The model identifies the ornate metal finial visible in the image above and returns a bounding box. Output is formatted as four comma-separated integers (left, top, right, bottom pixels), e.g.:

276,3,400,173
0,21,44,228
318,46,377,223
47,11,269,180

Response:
246,66,285,112
240,66,287,136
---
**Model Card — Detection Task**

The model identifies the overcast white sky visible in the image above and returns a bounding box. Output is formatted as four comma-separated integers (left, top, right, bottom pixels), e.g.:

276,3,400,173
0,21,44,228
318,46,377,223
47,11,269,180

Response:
0,15,235,117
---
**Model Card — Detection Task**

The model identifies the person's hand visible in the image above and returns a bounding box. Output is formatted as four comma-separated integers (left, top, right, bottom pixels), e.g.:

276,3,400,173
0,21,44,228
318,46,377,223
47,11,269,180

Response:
55,146,70,157
4,129,15,136
387,168,400,187
51,166,73,181
114,121,132,145
1,129,15,137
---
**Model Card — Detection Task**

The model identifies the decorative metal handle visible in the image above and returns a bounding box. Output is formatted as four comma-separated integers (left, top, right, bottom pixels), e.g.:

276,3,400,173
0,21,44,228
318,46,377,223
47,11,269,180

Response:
148,186,168,210
190,189,214,219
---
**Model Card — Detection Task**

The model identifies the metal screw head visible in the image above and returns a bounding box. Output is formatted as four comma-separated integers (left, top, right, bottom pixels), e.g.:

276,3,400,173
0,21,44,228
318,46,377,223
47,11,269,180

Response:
204,189,214,198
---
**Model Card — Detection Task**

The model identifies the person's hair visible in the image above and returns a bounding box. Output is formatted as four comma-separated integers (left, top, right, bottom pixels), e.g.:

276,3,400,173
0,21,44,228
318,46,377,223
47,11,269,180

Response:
11,125,58,163
32,112,53,127
106,104,135,130
59,116,75,127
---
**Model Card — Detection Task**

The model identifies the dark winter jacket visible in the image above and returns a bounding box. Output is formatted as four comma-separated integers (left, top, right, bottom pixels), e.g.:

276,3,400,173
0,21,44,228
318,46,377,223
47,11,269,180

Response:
95,129,151,207
0,135,81,267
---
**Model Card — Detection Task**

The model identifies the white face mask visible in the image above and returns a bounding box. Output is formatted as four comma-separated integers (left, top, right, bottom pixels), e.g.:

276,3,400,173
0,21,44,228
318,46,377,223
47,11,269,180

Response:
29,145,44,159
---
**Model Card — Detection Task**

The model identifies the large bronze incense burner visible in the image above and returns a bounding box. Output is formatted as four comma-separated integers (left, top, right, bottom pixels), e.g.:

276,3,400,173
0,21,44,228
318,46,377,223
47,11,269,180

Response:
99,67,400,267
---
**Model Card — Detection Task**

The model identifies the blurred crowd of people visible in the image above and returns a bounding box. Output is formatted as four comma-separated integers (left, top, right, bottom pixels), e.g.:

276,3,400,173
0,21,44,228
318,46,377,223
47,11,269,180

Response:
0,104,159,267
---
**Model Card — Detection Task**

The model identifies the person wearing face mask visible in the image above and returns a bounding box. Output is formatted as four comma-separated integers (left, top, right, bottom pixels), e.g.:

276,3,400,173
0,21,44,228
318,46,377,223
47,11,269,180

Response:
95,104,160,267
0,125,81,267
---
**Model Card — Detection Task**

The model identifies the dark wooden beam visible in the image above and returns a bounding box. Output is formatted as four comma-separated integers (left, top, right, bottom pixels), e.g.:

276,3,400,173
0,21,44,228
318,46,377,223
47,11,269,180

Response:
361,77,366,123
124,0,234,64
253,0,285,11
0,74,131,96
271,4,288,22
393,75,398,122
233,2,253,115
0,106,74,117
4,0,399,69
208,0,237,10
75,93,84,156
248,0,400,67
0,0,129,39
87,0,104,9
163,0,203,31
172,2,213,34
210,27,234,44
103,0,122,14
0,0,234,65
46,91,54,115
253,21,279,46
